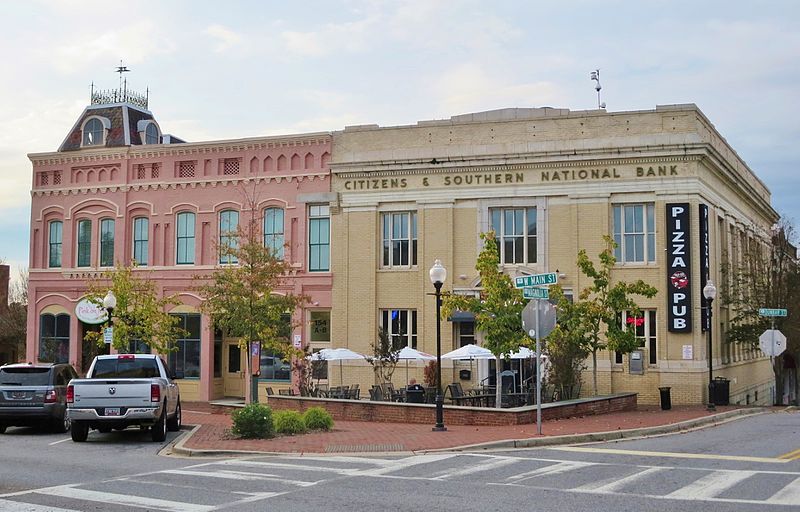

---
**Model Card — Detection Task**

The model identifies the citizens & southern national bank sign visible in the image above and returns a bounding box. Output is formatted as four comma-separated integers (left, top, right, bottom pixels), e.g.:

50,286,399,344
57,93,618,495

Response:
339,164,681,191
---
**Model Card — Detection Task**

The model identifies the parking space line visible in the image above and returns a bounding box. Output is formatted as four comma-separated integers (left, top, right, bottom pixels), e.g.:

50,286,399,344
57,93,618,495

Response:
767,475,800,505
575,467,665,493
47,438,71,446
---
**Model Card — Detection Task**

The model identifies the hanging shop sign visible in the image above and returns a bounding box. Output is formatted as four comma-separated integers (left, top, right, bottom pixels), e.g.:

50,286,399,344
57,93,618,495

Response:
667,203,692,333
75,298,107,325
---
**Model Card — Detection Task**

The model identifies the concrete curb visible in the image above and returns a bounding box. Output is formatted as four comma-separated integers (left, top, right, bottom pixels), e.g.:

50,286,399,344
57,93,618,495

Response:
166,407,769,458
429,407,769,453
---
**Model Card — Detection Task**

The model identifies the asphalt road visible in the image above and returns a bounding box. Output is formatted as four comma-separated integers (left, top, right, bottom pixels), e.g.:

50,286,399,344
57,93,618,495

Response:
1,410,798,511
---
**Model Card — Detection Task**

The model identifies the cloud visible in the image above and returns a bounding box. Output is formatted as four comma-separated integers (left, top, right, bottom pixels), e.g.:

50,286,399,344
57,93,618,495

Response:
281,16,375,57
205,24,243,53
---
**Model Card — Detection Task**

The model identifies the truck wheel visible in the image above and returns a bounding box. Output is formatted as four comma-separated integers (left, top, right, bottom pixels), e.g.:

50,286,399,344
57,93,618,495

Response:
151,408,167,442
167,400,181,432
71,421,89,442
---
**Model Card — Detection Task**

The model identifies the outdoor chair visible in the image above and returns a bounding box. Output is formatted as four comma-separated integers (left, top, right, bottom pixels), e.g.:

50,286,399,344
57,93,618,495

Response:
266,387,275,396
278,389,292,396
329,386,342,399
447,383,472,406
425,387,436,404
369,385,384,401
347,384,360,399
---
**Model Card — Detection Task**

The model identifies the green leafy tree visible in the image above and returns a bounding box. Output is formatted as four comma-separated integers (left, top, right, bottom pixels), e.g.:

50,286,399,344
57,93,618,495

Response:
575,236,658,396
442,231,528,408
83,263,185,356
722,219,800,404
195,201,306,404
544,285,589,399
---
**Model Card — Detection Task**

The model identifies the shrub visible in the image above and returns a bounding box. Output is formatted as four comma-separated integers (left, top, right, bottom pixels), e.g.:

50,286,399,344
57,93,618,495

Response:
273,410,307,435
303,407,334,431
230,403,274,439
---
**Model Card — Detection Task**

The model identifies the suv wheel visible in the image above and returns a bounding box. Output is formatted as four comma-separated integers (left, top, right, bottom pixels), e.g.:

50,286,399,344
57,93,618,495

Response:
52,414,71,433
71,421,89,442
151,407,167,442
167,400,181,432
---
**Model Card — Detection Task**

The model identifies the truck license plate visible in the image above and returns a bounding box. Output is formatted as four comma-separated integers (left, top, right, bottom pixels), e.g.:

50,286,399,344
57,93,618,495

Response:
105,408,120,416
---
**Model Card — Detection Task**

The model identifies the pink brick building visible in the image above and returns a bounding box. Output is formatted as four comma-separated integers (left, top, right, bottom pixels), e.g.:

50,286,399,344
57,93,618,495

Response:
26,89,333,401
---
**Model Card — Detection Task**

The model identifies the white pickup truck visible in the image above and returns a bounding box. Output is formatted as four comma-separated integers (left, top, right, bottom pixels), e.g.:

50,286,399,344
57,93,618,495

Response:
67,354,182,442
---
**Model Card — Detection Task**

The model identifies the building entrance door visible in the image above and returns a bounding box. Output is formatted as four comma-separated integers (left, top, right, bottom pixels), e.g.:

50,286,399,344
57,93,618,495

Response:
223,340,245,398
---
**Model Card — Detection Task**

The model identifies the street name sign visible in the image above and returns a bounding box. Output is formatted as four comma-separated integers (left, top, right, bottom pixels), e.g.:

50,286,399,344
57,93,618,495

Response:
759,329,787,357
759,308,788,317
515,272,558,289
523,287,549,300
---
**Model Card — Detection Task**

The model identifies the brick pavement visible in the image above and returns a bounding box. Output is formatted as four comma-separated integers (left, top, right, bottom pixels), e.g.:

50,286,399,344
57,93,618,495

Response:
180,402,742,454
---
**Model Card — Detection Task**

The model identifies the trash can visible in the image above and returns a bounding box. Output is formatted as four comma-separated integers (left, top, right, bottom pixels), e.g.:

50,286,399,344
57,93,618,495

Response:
659,386,672,410
711,377,730,406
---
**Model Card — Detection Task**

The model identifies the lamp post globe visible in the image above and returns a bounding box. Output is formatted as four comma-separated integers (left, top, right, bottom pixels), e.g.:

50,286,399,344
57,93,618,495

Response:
102,290,117,329
429,259,447,432
703,280,717,411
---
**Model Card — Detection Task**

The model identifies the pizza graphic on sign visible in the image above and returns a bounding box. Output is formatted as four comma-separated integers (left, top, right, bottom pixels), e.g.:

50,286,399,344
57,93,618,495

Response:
670,271,689,289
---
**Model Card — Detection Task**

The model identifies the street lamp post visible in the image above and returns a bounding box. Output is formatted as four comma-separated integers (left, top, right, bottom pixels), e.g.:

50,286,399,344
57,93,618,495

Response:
429,259,447,432
102,290,117,328
703,280,717,411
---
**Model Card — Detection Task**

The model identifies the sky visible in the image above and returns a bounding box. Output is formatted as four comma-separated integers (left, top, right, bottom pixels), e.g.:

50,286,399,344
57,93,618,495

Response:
1,0,798,283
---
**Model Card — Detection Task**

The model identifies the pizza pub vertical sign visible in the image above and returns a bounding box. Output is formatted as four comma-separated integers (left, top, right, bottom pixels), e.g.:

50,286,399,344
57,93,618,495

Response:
699,204,710,331
667,203,692,333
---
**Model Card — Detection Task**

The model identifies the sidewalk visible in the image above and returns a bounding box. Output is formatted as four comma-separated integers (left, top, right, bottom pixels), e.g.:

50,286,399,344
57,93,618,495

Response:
174,402,764,456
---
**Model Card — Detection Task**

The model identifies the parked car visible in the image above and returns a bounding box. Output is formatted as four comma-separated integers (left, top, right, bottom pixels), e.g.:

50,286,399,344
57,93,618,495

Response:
260,355,291,380
67,354,181,442
0,362,79,433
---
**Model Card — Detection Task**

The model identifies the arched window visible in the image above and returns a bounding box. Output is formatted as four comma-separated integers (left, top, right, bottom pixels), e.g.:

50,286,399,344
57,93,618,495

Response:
263,207,284,259
176,212,195,265
99,218,115,267
219,210,239,264
76,219,92,267
83,118,104,146
133,217,149,265
48,220,63,268
39,313,70,363
144,123,159,144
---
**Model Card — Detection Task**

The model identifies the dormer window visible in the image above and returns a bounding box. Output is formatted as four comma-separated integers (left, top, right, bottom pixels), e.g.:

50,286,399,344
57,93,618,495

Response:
138,120,161,145
145,123,159,144
81,116,110,147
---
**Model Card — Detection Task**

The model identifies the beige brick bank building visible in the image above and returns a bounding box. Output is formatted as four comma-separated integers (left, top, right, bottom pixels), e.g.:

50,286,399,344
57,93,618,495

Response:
327,104,777,406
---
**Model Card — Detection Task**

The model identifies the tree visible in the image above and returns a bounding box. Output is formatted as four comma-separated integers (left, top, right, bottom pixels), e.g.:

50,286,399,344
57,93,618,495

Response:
195,190,306,403
575,236,658,396
0,268,28,364
83,264,185,355
722,218,800,404
544,285,589,399
441,231,528,408
365,327,400,386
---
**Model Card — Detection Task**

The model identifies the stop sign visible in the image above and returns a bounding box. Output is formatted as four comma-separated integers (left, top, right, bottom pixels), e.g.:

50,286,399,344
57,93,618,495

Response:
759,329,787,357
522,300,557,339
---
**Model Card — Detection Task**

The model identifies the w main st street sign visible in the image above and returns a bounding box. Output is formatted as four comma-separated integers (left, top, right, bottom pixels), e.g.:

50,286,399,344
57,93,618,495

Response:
515,273,558,288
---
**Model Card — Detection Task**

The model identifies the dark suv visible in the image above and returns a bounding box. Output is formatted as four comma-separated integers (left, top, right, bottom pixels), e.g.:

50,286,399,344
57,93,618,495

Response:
0,363,79,433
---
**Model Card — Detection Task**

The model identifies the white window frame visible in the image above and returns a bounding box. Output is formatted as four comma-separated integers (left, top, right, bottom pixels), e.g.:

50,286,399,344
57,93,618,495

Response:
613,203,656,264
81,116,109,147
99,218,115,268
380,309,418,350
308,204,330,272
489,207,537,265
616,310,658,365
218,209,239,265
381,211,417,268
132,217,148,266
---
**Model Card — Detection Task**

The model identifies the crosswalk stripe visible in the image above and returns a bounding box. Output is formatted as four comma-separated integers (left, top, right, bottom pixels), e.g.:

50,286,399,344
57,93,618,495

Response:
551,446,787,464
667,470,755,499
357,454,460,477
767,476,800,505
506,461,594,483
218,459,363,475
433,457,518,480
40,486,215,512
575,467,665,493
0,499,80,512
160,469,318,487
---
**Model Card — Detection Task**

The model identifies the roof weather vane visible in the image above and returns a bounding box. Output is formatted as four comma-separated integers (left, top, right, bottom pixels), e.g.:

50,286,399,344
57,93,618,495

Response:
590,69,606,109
115,60,130,96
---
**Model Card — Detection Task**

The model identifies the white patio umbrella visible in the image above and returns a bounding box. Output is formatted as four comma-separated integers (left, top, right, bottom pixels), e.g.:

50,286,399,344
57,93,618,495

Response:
507,347,549,392
309,348,367,385
441,344,495,389
396,346,436,385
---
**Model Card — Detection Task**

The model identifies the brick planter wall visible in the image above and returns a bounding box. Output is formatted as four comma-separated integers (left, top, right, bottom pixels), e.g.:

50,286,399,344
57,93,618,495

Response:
264,393,637,426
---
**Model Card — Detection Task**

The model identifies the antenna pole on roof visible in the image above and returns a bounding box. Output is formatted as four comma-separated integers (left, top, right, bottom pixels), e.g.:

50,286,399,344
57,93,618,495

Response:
589,69,606,109
90,81,94,102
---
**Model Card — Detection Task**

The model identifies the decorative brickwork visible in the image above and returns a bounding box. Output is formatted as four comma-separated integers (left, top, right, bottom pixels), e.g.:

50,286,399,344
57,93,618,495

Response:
222,158,240,175
178,161,196,178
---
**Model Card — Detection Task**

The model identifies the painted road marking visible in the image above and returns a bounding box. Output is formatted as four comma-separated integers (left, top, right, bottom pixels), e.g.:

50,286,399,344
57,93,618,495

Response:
667,470,755,499
506,460,595,483
40,486,215,512
767,476,800,505
552,446,789,464
47,438,71,446
218,458,364,475
160,468,318,487
0,499,79,512
575,466,665,493
432,457,518,480
778,447,800,460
